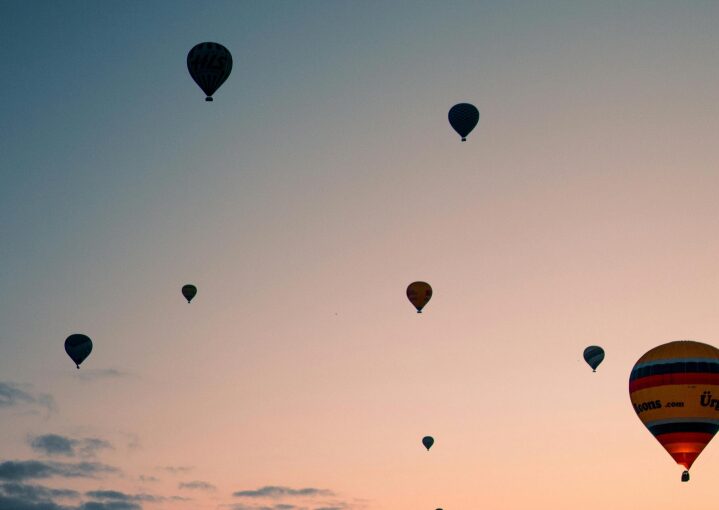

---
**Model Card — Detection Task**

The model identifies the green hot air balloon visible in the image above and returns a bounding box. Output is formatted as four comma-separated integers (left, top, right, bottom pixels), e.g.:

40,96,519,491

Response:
422,436,434,451
182,284,197,303
65,334,92,369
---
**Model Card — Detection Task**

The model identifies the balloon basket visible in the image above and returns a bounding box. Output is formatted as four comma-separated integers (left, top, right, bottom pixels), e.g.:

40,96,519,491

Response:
682,471,690,482
205,97,213,102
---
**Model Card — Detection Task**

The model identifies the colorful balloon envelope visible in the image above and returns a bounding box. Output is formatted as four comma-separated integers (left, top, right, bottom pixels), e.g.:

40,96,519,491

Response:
448,103,479,141
407,282,432,313
583,345,605,372
187,42,233,101
182,284,197,303
64,334,92,369
422,436,434,450
629,340,719,478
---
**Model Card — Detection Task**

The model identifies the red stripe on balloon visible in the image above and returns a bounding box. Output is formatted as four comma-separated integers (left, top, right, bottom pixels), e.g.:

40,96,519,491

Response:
629,373,719,392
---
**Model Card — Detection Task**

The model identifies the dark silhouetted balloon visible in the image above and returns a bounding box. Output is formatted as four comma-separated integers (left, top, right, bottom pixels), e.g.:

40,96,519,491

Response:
629,340,719,481
182,284,197,303
422,436,434,450
448,103,479,141
187,42,232,101
65,334,92,369
583,345,605,372
407,282,432,313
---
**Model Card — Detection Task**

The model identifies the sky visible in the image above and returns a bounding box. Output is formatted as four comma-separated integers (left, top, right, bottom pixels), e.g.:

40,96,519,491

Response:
2,1,719,509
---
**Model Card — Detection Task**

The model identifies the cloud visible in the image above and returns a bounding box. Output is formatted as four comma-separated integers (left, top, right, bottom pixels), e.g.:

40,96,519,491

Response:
158,466,192,474
75,370,126,382
0,494,69,510
0,482,79,500
137,476,158,483
0,461,118,481
233,487,334,499
85,491,159,503
231,505,301,510
0,382,55,413
30,436,75,456
85,490,188,504
0,483,138,510
178,480,215,491
78,439,112,457
0,482,160,510
229,486,365,510
80,503,141,510
29,435,113,458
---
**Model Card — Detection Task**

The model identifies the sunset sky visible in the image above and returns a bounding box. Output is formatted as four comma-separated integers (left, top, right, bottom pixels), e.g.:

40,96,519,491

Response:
3,1,719,509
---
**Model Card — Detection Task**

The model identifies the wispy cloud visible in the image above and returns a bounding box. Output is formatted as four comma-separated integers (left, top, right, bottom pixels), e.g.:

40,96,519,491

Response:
85,490,189,505
233,487,334,499
231,505,301,510
0,494,69,510
75,369,126,382
0,482,143,510
85,490,161,503
178,480,215,491
0,461,119,481
0,382,55,414
0,482,79,500
229,486,365,510
158,466,192,474
29,435,113,458
79,501,141,510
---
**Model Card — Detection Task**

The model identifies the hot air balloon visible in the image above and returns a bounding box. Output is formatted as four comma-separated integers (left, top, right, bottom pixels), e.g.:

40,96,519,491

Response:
407,282,432,313
583,346,605,372
448,103,479,141
187,42,232,101
182,284,197,303
422,436,434,451
65,334,92,369
629,340,719,481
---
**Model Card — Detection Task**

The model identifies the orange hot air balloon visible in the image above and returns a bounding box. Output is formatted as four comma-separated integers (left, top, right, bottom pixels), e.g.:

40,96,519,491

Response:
629,340,719,481
406,282,432,313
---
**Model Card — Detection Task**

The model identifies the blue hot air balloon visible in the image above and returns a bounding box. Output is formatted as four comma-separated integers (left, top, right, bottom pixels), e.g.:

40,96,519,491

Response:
583,346,605,372
448,103,479,141
422,436,434,451
187,42,233,101
65,334,93,369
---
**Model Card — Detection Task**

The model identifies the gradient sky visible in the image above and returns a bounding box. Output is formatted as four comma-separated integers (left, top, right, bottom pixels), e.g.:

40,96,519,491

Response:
3,1,719,509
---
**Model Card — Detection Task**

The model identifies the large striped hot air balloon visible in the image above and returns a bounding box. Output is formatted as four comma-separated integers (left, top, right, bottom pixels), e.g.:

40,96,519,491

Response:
629,340,719,481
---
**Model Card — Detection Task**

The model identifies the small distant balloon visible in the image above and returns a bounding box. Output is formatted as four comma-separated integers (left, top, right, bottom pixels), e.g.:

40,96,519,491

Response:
448,103,479,141
182,284,197,303
65,334,92,369
407,282,432,313
422,436,434,450
583,346,605,372
187,42,233,101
